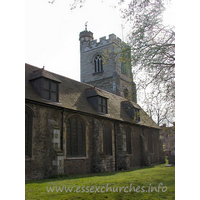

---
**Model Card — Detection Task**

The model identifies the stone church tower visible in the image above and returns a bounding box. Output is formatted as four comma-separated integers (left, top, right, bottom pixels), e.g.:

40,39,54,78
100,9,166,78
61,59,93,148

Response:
79,28,137,102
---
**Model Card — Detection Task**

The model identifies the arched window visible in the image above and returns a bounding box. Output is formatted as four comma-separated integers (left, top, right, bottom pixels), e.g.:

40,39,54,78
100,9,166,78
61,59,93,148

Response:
126,126,132,154
66,117,86,157
94,55,103,73
25,107,33,157
121,62,127,74
103,123,112,155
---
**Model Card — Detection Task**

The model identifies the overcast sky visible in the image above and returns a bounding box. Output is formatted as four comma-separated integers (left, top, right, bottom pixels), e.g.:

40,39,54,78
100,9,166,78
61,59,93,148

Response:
25,0,175,81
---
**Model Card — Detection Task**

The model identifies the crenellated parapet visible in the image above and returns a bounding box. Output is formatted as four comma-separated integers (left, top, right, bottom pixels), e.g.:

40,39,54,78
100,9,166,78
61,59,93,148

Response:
80,31,122,52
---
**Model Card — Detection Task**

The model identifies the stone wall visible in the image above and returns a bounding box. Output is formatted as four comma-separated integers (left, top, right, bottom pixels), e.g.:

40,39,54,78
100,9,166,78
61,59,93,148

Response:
80,32,137,102
25,102,163,180
64,159,90,175
25,103,63,180
80,40,116,83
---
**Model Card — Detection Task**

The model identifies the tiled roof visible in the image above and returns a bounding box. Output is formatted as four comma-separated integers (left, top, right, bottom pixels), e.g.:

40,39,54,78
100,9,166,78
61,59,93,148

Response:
29,66,61,83
25,63,160,129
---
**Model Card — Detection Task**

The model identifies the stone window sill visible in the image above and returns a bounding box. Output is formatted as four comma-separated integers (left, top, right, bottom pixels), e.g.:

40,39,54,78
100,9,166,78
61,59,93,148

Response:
98,112,110,116
92,71,104,75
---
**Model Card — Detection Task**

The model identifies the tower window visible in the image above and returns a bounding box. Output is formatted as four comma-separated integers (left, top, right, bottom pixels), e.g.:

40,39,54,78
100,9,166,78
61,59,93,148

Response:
94,55,103,73
121,62,127,74
124,89,129,99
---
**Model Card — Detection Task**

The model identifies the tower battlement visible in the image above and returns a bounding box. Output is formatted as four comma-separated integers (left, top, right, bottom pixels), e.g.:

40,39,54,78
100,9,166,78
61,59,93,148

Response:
80,31,122,52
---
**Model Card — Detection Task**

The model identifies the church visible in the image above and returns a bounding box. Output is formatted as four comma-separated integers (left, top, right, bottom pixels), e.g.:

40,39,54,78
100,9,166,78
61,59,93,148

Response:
25,28,165,180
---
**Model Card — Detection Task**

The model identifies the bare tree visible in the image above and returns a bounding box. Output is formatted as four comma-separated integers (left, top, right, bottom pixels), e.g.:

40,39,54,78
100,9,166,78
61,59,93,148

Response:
120,0,175,125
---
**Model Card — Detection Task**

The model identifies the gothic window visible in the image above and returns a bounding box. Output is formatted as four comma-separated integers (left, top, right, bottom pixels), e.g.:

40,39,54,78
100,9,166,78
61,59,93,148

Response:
43,78,59,102
98,96,107,114
148,130,153,153
25,109,33,157
94,55,103,73
121,62,127,74
126,126,132,154
66,117,86,157
103,123,112,155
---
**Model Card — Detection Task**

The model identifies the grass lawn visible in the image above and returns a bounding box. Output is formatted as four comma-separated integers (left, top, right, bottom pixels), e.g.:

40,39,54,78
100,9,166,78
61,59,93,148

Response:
25,163,175,200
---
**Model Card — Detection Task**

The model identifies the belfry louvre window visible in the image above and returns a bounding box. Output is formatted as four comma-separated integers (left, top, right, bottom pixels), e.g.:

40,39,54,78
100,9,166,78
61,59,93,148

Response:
126,126,132,154
43,78,59,102
94,55,103,73
66,117,86,157
103,123,112,155
98,96,107,113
